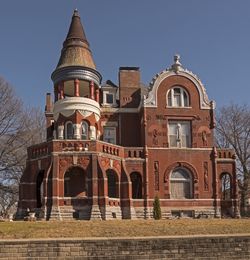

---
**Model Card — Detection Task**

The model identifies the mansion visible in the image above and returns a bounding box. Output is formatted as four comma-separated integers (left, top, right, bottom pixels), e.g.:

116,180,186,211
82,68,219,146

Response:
17,10,240,220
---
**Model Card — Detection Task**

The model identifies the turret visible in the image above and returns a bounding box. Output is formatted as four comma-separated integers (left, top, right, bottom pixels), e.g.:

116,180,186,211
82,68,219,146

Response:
51,10,102,141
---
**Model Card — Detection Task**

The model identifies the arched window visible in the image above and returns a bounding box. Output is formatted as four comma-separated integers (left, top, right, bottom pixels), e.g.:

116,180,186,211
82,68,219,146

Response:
81,121,89,140
106,169,118,198
64,167,86,197
221,173,232,200
170,168,193,199
65,121,74,139
130,172,142,199
167,87,189,107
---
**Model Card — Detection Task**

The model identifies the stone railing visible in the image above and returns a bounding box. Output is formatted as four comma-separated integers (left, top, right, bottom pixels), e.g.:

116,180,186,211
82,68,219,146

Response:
217,148,235,159
28,140,144,160
124,147,144,158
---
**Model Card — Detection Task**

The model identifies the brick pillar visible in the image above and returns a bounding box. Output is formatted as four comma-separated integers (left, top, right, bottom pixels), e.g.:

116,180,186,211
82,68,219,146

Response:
143,106,150,219
48,154,62,220
90,81,95,100
95,88,100,103
212,147,220,218
74,79,80,97
90,154,102,219
233,159,241,218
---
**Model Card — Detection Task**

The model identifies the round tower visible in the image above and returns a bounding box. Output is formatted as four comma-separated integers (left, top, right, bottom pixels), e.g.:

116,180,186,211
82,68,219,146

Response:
51,9,102,140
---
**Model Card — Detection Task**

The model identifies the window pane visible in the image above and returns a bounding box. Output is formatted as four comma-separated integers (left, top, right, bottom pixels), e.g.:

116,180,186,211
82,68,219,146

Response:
81,121,88,140
106,94,114,104
103,127,116,144
66,123,73,139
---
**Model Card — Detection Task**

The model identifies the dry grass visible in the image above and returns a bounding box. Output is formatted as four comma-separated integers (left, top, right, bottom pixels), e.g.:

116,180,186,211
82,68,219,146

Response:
0,219,249,239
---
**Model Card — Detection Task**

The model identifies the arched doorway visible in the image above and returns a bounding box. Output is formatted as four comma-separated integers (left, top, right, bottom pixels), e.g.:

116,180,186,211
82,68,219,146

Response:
170,168,193,199
106,169,119,198
220,172,232,216
36,170,45,208
130,172,142,199
64,167,87,197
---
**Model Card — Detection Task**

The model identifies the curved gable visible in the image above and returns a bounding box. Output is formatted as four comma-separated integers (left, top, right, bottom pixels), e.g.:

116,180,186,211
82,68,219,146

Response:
144,55,212,109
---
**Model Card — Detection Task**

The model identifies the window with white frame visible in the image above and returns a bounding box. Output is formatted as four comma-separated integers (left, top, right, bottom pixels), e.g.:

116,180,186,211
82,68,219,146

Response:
103,126,116,144
65,121,74,139
81,121,89,140
170,168,193,199
102,89,117,107
168,121,191,148
167,87,189,107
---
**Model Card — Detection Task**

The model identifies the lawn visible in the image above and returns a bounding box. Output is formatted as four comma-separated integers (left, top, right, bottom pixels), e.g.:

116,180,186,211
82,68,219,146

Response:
0,219,249,239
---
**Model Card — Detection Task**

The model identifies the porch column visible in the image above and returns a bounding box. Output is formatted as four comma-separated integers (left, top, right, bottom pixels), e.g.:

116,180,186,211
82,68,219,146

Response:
90,81,95,100
59,81,64,99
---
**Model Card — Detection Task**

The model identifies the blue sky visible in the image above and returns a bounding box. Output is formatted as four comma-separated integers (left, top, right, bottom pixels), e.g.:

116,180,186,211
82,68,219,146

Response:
0,0,249,109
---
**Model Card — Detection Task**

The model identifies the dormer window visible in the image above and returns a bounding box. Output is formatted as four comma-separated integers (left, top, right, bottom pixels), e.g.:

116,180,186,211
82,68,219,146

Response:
101,80,118,107
106,93,114,104
167,87,189,107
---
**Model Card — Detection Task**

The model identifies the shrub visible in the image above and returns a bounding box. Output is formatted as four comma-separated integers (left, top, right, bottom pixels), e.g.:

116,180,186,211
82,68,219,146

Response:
153,195,161,220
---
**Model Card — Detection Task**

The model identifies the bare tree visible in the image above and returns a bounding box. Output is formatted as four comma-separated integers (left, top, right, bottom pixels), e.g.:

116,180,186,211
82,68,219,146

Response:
0,77,45,216
216,103,250,214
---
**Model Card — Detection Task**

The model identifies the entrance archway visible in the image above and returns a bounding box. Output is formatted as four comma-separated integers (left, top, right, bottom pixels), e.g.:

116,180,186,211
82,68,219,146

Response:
36,170,45,208
130,172,142,199
64,167,87,197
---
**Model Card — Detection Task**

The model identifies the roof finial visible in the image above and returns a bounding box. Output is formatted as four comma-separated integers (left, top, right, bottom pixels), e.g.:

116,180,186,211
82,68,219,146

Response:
73,9,79,17
171,54,182,72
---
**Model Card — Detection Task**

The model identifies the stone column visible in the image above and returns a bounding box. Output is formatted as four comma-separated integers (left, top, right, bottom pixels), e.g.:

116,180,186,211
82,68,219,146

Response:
73,124,81,140
74,79,80,97
58,125,64,139
89,125,96,140
90,81,95,100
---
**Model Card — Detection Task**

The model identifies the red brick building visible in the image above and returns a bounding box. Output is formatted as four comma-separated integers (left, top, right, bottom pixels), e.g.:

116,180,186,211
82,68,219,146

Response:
17,10,240,220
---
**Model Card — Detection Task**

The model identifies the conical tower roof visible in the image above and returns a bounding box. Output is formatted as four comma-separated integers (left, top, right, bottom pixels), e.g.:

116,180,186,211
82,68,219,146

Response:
56,9,96,70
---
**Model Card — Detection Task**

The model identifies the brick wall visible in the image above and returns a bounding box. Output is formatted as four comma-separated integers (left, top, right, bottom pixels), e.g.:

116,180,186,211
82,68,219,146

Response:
0,234,249,259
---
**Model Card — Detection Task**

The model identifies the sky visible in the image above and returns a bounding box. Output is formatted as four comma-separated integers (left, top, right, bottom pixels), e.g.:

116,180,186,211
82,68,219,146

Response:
0,0,249,110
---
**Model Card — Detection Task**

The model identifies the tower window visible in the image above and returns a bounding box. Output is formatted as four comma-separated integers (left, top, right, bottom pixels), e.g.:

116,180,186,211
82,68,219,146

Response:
167,87,189,107
65,121,74,139
168,121,191,148
81,121,89,140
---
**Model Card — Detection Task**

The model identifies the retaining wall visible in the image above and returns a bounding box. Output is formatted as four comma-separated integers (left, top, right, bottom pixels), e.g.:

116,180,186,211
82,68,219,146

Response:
0,234,250,259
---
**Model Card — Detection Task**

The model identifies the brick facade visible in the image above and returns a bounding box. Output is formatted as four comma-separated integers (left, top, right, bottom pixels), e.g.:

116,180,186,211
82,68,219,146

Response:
17,10,240,220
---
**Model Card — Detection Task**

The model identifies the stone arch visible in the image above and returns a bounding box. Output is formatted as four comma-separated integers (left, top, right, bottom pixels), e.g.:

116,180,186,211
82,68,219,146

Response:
164,162,199,199
64,166,87,197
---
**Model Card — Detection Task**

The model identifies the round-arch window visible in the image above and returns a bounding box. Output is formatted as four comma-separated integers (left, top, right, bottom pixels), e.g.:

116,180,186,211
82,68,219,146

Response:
81,121,89,140
170,168,193,199
167,87,189,107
